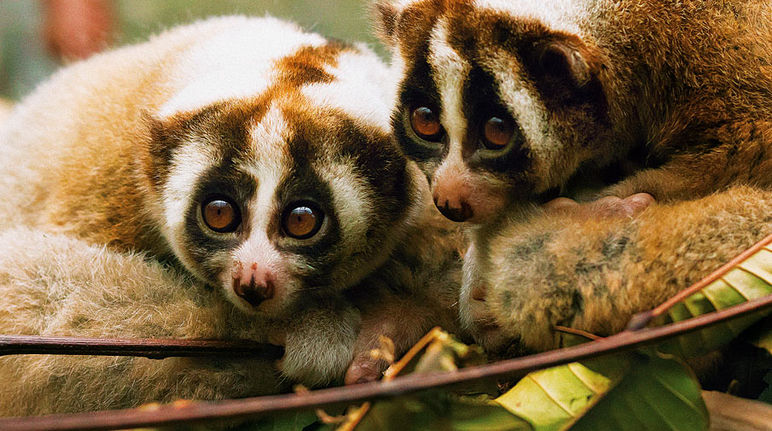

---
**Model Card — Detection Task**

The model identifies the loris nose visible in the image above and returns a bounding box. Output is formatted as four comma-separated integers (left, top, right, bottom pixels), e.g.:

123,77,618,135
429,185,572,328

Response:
232,262,275,307
433,194,474,222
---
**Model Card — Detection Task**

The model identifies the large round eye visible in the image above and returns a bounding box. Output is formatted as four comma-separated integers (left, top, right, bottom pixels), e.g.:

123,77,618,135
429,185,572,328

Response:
202,197,241,233
282,203,324,239
410,106,443,141
482,116,515,150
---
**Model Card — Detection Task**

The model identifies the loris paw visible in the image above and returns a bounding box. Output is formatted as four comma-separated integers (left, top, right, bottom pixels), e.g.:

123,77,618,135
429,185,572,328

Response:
277,305,360,387
544,193,654,219
463,283,512,352
344,353,388,385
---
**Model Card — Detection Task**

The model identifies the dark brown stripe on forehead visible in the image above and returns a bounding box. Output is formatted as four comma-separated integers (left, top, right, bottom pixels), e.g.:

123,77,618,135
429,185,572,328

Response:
274,42,350,87
394,0,474,60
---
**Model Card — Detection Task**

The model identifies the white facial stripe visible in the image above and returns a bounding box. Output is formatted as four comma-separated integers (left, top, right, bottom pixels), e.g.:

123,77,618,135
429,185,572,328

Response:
158,17,326,118
473,0,584,35
161,140,218,270
232,230,283,274
488,52,561,187
428,18,470,160
246,105,291,233
301,46,396,132
317,160,372,249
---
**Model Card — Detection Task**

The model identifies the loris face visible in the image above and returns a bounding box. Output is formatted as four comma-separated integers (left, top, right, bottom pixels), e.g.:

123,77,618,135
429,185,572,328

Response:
377,0,614,224
144,41,419,317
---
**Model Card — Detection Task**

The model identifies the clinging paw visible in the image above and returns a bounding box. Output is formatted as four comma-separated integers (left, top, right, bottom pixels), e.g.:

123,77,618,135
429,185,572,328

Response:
543,193,654,219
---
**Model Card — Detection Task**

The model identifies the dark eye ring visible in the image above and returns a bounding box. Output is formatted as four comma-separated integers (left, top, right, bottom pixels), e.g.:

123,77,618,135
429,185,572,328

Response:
201,196,241,233
282,201,324,240
409,105,444,142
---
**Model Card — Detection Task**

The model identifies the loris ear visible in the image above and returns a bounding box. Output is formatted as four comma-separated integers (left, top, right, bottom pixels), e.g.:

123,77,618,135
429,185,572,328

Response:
372,0,402,46
523,34,602,90
141,112,186,190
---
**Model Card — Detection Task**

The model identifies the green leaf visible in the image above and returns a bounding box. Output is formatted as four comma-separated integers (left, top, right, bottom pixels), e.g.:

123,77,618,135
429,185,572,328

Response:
653,245,772,358
570,355,708,431
494,356,629,431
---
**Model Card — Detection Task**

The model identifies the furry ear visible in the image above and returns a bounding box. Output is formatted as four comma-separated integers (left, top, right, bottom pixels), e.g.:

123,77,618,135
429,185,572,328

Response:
372,0,401,46
526,35,601,89
141,112,186,190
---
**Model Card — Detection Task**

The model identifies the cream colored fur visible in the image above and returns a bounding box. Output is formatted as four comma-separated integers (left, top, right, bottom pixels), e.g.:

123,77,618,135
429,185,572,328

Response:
0,228,284,415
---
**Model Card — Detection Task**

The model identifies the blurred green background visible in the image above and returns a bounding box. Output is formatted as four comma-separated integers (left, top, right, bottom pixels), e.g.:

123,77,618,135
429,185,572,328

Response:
0,0,381,100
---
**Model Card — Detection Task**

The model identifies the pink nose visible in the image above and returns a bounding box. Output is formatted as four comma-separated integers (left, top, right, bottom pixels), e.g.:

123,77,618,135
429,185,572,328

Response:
231,262,274,307
432,176,474,222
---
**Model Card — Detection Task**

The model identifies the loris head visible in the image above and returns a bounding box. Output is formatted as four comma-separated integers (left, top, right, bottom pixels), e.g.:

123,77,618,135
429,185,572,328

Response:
141,21,419,317
376,0,613,224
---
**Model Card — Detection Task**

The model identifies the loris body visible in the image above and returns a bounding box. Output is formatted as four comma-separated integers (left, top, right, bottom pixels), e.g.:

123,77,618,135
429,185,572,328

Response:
0,15,462,413
376,1,771,355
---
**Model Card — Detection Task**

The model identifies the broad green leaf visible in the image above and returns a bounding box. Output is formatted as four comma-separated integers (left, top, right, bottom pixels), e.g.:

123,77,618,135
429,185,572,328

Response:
494,355,629,431
570,355,708,431
653,246,772,358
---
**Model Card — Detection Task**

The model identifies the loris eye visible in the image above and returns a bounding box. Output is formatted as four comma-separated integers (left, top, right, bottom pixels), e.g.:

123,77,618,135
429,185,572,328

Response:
482,116,515,150
202,197,241,233
282,202,324,239
410,106,443,141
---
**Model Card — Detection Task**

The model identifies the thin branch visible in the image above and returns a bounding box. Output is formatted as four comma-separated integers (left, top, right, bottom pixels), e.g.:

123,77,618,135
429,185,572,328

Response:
553,326,602,341
0,336,283,360
3,293,770,431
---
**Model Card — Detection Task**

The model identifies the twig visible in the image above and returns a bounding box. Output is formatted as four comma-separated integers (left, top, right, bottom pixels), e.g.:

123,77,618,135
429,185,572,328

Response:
2,293,769,431
0,335,284,360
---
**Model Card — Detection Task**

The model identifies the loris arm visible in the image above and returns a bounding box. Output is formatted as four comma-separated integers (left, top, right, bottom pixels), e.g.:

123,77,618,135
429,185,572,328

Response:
602,121,772,202
463,185,772,354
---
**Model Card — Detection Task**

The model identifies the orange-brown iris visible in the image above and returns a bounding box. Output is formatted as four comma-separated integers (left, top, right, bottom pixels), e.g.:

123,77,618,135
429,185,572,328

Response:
283,205,323,239
410,106,443,141
482,116,514,150
202,199,240,233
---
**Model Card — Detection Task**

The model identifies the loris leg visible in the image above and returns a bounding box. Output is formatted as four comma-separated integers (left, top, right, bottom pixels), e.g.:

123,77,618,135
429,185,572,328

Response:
463,185,772,354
